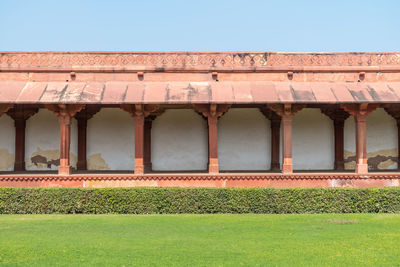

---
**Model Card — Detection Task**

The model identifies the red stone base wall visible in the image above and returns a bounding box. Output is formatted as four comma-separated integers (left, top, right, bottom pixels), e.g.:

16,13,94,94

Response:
0,173,399,188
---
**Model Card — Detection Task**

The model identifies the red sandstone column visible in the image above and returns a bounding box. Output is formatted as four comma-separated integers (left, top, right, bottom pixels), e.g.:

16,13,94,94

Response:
281,113,293,174
14,118,26,171
58,112,72,175
397,120,400,170
144,117,153,172
355,113,368,174
45,104,84,175
7,106,38,172
334,119,345,170
134,113,145,174
77,118,87,171
270,118,281,171
341,104,377,174
193,104,230,174
208,115,219,173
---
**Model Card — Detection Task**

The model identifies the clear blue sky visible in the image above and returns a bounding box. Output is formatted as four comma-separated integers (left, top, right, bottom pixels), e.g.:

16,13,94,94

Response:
1,0,399,52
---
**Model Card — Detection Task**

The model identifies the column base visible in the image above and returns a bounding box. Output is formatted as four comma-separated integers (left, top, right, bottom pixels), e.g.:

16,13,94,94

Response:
208,164,219,173
144,163,152,173
334,161,345,171
134,166,144,175
76,161,87,171
208,158,219,173
282,164,293,174
58,166,72,175
134,158,144,175
271,163,280,172
14,162,25,172
356,163,369,174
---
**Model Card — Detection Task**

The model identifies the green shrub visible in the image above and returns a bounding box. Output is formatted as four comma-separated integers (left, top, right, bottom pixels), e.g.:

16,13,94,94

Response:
0,187,399,214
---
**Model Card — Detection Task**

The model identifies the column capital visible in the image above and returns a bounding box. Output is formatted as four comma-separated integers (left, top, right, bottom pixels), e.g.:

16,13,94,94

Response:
320,106,350,122
340,103,379,117
120,104,162,118
266,104,305,118
45,104,85,119
7,105,38,121
75,105,101,121
193,104,231,119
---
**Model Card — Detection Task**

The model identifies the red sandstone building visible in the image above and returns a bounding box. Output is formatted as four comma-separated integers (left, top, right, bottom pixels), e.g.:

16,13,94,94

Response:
0,52,400,187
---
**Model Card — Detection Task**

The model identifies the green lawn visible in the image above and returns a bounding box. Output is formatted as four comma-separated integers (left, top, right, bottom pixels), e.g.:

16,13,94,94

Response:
0,214,399,266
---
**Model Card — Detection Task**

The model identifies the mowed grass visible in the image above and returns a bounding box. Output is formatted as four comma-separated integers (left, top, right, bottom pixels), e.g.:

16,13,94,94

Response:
0,214,399,266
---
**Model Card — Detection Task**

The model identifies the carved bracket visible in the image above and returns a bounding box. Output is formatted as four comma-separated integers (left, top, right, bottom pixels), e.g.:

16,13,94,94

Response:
193,104,231,118
259,106,281,121
7,105,38,122
266,104,305,117
0,104,13,117
340,103,379,117
45,104,85,125
320,106,350,122
383,104,400,123
75,105,102,121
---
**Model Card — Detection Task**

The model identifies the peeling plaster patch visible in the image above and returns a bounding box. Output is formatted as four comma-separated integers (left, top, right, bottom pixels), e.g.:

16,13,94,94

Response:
87,153,110,170
330,179,354,188
344,149,397,170
0,149,14,171
27,148,77,170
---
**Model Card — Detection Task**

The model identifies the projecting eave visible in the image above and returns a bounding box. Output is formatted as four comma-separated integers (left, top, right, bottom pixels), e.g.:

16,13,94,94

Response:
0,81,400,104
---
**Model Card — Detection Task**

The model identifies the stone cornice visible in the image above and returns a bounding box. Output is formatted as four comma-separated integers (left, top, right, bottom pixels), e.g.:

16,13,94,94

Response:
1,52,400,73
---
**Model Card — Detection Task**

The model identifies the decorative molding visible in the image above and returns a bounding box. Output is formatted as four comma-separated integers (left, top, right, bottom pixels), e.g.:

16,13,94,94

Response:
0,173,400,181
1,52,400,72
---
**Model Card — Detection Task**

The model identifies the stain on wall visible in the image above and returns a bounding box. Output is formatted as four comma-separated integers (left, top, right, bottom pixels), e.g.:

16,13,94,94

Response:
0,149,14,171
0,115,15,171
27,148,77,170
87,153,110,170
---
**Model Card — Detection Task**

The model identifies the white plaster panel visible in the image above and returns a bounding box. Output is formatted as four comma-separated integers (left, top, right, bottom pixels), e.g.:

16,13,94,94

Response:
344,108,397,170
26,109,78,170
218,108,270,170
87,108,134,170
0,115,15,171
292,108,334,170
152,109,208,171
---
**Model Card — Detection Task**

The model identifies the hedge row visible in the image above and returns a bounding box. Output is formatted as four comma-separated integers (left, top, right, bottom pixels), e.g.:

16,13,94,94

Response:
0,187,399,214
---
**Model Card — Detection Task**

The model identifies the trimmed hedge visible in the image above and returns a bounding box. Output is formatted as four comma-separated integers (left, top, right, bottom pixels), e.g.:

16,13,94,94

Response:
0,187,399,214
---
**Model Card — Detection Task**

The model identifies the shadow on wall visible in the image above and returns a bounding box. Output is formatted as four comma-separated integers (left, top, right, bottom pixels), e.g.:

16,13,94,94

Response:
344,149,398,170
27,148,77,170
